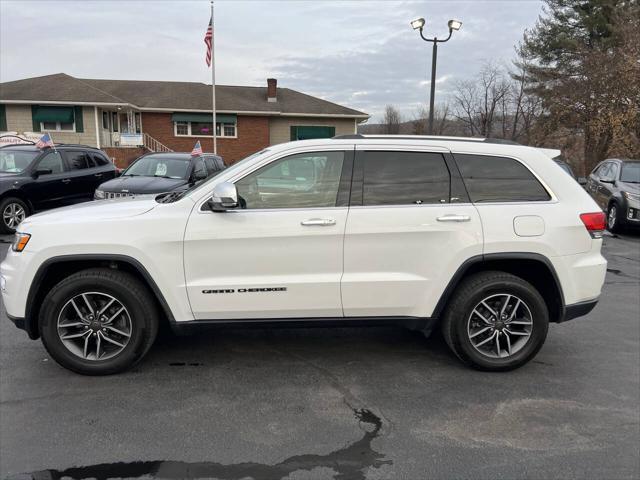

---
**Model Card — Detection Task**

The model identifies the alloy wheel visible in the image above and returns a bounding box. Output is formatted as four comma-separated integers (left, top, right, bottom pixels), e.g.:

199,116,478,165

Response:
608,206,617,230
57,292,132,361
466,293,533,359
2,203,26,229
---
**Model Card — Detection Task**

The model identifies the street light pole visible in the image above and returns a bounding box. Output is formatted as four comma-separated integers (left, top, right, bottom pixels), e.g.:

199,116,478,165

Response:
428,41,438,135
412,18,462,135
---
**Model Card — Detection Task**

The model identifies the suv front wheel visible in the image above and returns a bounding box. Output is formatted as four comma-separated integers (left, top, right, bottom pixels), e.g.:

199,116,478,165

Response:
39,268,159,375
441,271,549,371
0,197,29,234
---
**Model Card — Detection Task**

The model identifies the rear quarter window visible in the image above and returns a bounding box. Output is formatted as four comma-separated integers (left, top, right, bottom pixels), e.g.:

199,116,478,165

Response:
455,154,550,203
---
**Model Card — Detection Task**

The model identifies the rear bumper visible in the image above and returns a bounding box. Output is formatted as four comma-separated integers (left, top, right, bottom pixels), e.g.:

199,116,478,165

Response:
558,298,599,323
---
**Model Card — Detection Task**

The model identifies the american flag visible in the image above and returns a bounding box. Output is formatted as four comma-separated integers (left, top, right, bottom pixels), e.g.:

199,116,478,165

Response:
204,15,213,67
191,141,203,156
35,133,54,149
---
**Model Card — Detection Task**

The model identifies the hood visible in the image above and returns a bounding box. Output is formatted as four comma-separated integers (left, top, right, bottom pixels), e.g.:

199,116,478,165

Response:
619,181,640,194
99,175,187,194
22,197,157,227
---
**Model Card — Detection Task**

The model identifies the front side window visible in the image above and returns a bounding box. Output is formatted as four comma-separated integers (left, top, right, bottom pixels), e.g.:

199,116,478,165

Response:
362,151,450,206
235,151,344,209
456,154,550,203
37,151,66,174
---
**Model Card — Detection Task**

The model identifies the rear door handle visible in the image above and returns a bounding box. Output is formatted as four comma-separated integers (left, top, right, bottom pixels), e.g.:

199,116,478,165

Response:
437,214,471,222
94,173,103,178
301,218,336,226
61,179,71,184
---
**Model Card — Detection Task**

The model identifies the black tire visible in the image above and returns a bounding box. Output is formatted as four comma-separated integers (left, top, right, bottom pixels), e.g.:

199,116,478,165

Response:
0,197,29,234
441,271,549,371
39,268,159,375
607,202,623,233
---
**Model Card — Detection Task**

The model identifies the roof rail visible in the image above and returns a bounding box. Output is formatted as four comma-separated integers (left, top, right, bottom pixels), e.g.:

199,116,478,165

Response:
332,134,522,146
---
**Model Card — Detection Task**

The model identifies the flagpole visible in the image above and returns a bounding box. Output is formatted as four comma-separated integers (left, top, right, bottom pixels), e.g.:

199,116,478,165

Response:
211,0,217,155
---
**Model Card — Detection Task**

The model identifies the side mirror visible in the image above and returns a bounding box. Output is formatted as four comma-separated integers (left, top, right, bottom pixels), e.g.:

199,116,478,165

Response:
208,181,238,212
578,177,587,186
32,168,52,178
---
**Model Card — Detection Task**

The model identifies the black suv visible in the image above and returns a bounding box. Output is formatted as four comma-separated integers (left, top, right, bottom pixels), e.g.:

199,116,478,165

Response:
587,158,640,232
94,152,225,199
0,144,117,233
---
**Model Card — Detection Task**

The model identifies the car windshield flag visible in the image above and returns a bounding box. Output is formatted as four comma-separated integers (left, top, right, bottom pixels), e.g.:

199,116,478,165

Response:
35,133,54,149
191,141,203,156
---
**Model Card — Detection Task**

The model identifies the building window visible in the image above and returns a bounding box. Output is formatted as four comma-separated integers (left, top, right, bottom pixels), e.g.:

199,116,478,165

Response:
41,121,75,132
174,121,236,138
176,121,189,136
102,112,109,129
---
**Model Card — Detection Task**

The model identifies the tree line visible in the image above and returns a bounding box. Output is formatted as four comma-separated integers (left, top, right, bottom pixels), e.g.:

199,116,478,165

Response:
363,0,639,176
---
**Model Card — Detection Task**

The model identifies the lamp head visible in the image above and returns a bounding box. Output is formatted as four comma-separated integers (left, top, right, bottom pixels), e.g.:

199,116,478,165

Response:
411,18,426,30
448,19,462,31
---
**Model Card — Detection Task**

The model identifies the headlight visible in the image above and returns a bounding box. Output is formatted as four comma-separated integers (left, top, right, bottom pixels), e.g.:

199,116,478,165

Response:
94,189,105,199
12,232,31,252
623,191,640,202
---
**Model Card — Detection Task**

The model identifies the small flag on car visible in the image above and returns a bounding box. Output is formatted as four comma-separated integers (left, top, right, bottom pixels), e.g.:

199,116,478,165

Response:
35,133,54,149
191,141,203,156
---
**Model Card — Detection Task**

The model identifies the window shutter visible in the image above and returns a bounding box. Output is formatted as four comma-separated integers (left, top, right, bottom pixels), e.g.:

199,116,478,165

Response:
31,105,41,132
0,104,6,131
290,126,298,141
74,106,84,132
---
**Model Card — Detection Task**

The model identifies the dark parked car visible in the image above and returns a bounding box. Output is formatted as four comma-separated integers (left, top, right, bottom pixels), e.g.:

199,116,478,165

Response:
586,158,640,232
95,152,225,199
0,144,117,233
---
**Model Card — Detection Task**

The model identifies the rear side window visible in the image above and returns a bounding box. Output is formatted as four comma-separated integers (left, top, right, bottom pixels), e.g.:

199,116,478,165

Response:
361,151,450,206
91,153,110,166
455,154,550,203
65,151,90,170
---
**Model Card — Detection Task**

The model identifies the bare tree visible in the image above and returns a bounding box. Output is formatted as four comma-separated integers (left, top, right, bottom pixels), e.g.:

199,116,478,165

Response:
381,105,402,134
453,61,510,137
411,103,450,135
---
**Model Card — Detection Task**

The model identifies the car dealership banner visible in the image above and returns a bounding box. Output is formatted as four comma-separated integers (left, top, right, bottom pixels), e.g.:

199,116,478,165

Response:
0,132,42,147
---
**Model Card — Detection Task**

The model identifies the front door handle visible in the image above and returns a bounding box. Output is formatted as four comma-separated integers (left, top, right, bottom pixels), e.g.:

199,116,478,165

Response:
301,218,336,226
61,178,71,184
94,173,103,178
437,214,471,222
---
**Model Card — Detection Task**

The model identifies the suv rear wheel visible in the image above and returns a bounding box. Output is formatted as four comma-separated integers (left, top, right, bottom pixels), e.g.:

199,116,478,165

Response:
39,268,158,375
0,197,29,234
441,271,549,371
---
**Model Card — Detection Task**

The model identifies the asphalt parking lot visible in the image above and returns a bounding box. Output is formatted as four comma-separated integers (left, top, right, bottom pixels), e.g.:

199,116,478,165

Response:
0,232,638,480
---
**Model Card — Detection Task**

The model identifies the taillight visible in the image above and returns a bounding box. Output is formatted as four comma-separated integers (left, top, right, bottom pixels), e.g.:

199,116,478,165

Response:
580,212,606,238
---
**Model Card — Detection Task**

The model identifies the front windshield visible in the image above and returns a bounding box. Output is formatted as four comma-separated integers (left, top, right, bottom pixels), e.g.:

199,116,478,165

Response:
0,149,39,173
620,162,640,183
157,149,270,203
124,155,190,179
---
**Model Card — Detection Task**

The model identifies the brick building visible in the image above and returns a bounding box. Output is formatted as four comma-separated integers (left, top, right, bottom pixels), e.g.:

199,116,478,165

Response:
0,73,368,167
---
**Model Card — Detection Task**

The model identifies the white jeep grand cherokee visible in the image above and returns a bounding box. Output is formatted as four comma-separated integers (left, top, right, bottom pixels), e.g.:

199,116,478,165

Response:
1,136,607,375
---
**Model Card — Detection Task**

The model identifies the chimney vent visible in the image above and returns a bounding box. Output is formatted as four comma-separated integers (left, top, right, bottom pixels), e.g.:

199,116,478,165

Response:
267,78,277,102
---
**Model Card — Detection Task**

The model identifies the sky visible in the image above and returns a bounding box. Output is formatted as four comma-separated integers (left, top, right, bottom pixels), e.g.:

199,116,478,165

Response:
0,0,544,121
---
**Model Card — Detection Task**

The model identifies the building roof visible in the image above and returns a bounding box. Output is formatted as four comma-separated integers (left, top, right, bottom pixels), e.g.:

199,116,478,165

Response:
0,73,368,118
